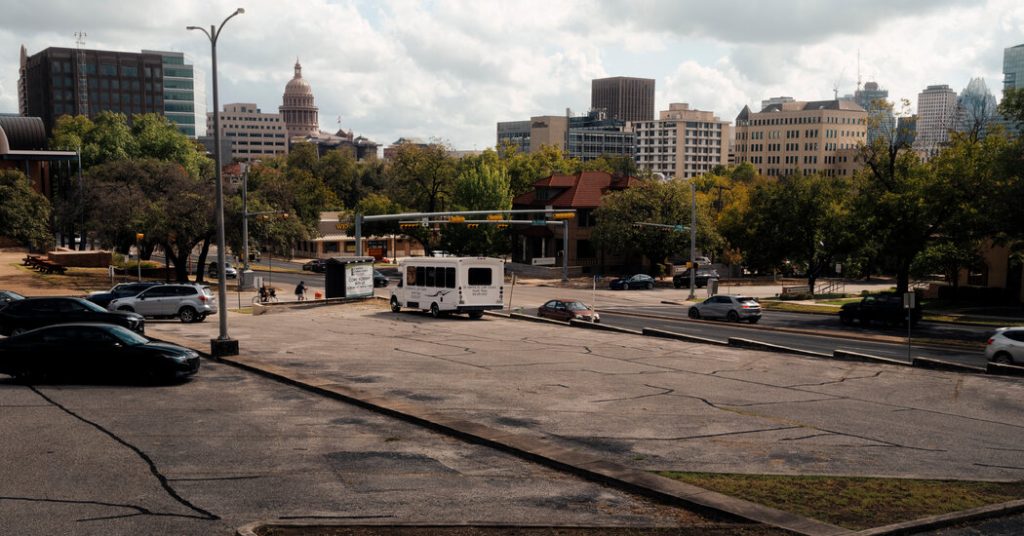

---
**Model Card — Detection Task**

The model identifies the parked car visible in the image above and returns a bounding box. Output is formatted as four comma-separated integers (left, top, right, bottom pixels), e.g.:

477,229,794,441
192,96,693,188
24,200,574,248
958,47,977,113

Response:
0,323,199,382
108,283,216,323
688,295,762,323
207,261,237,279
609,274,655,290
673,269,720,288
986,327,1024,365
302,259,327,273
839,294,921,327
0,297,145,336
538,299,600,323
0,290,25,310
373,269,389,288
86,282,162,309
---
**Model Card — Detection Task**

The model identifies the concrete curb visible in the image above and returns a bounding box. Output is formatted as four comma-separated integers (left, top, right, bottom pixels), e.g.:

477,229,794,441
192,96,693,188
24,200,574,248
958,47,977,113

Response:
987,361,1024,377
235,520,772,536
851,498,1024,536
642,327,728,346
832,350,909,367
912,356,987,374
510,312,567,326
728,337,832,358
569,318,642,334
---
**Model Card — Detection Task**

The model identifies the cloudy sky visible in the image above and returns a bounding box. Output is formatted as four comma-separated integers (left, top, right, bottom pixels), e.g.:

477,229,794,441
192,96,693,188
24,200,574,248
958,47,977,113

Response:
1,0,1021,150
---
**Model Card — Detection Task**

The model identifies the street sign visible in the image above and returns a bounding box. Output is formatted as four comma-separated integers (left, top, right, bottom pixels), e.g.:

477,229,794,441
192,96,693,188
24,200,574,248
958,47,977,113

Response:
532,257,556,266
673,224,684,232
903,292,915,309
531,219,546,226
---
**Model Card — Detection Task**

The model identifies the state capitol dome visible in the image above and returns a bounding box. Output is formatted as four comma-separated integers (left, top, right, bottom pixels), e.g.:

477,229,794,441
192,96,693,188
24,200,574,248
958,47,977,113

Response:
280,59,319,138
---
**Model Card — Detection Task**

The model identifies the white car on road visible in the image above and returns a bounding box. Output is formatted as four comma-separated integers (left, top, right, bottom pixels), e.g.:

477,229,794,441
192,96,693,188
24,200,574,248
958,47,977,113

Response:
688,295,762,323
986,327,1024,365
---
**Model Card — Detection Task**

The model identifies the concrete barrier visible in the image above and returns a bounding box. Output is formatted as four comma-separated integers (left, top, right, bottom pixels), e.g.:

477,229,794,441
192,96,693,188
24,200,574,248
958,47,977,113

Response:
912,356,987,374
832,350,908,367
510,312,568,326
569,318,642,335
642,327,727,346
986,361,1024,377
728,337,831,358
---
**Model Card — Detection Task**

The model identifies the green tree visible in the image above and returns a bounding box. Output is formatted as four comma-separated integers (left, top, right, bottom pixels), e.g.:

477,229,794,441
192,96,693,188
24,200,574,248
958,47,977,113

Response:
440,160,513,256
591,179,695,273
384,143,457,213
0,170,52,250
998,87,1024,127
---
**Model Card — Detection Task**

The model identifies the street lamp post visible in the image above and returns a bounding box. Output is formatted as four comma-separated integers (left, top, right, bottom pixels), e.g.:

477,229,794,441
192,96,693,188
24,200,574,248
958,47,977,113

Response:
688,180,697,300
188,8,244,357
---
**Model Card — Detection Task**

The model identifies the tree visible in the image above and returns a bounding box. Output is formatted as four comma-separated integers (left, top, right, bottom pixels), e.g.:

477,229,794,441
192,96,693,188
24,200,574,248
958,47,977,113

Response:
591,179,695,273
440,159,512,256
998,87,1024,127
0,170,52,250
384,143,457,213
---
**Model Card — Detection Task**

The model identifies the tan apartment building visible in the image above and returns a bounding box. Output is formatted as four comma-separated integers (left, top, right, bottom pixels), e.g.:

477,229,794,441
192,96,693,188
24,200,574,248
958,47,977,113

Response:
206,103,288,162
733,99,867,178
634,103,731,179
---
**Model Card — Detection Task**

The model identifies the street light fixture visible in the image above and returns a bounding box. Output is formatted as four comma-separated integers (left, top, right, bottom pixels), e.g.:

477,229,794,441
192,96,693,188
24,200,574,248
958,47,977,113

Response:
188,7,244,357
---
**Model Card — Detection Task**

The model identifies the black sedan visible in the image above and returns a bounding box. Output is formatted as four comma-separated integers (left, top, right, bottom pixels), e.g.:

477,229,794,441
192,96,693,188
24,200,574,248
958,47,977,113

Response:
0,297,145,336
373,269,389,288
609,274,656,290
0,323,199,382
86,282,162,309
302,259,327,273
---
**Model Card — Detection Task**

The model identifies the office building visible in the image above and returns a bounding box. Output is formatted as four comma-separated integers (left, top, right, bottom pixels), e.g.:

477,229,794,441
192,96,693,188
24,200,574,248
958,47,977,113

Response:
205,103,287,162
496,110,634,162
733,99,867,178
591,77,655,122
142,50,205,137
851,82,896,144
913,84,958,156
956,78,998,134
761,96,795,110
1004,43,1024,91
496,120,531,153
634,103,730,179
19,46,172,135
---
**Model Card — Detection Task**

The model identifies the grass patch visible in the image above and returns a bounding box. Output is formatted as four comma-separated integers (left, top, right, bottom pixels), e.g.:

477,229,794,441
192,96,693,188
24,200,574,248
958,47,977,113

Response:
656,471,1024,530
759,300,839,315
818,297,861,306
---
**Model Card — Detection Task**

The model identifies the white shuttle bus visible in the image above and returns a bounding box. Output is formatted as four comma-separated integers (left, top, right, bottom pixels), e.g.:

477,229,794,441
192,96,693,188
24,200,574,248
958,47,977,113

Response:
390,256,505,319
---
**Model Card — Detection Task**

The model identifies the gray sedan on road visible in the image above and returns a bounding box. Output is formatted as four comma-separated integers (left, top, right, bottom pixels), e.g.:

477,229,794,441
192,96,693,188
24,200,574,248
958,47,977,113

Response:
688,295,762,323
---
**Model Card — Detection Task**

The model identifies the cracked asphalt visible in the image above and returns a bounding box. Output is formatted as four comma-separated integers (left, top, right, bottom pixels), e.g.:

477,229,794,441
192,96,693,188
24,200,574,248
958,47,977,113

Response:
150,302,1024,483
0,359,724,535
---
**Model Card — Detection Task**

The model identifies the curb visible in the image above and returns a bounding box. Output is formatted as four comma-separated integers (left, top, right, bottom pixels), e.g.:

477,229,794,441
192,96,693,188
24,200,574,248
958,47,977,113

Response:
569,318,642,334
236,520,772,536
987,361,1024,377
641,327,728,346
510,312,567,326
728,337,832,358
832,350,909,367
851,498,1024,536
912,356,987,374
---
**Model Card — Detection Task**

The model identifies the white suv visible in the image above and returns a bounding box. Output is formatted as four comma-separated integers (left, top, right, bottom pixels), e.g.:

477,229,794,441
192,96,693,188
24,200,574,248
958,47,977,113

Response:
108,284,217,323
986,327,1024,365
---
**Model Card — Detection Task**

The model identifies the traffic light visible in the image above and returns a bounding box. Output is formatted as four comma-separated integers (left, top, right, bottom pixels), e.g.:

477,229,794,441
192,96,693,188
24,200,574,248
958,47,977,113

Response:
551,212,575,220
496,223,508,229
400,223,419,230
449,215,466,223
467,223,479,229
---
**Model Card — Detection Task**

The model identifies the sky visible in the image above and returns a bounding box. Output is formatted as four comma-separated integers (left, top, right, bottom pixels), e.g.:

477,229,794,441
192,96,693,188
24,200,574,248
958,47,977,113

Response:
1,0,1022,151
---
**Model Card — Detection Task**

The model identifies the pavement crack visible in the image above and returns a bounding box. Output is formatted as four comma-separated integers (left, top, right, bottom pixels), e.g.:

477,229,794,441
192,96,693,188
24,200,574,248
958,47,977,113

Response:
593,384,674,403
0,496,213,522
785,370,884,388
393,348,488,369
781,433,835,441
27,386,220,521
973,463,1024,471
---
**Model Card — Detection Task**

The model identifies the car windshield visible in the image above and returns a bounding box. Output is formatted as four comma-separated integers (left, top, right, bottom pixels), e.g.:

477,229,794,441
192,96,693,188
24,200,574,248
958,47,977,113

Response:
107,325,150,345
3,290,25,300
737,297,758,305
566,301,589,311
80,300,110,313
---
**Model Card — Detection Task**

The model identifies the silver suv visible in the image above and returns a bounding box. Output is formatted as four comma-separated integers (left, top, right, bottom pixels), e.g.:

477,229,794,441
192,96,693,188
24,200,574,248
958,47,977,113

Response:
108,284,216,323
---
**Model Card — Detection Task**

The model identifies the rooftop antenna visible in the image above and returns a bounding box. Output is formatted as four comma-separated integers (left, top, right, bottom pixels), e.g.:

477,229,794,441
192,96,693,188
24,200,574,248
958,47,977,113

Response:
74,31,88,117
857,49,862,92
833,67,846,100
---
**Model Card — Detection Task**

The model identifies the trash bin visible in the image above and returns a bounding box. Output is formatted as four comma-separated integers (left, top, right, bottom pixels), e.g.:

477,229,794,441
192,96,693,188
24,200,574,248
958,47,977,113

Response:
324,256,375,299
707,278,719,296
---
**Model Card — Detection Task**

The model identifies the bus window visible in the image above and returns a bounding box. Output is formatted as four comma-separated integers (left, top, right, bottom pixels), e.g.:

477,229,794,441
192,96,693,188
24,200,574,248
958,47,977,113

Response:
468,267,492,286
407,266,417,286
415,266,425,286
445,267,456,288
425,267,437,287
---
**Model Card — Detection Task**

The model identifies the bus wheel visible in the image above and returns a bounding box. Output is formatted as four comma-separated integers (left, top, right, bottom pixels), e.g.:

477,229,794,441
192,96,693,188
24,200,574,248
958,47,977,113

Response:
430,303,441,318
468,311,484,320
390,296,401,313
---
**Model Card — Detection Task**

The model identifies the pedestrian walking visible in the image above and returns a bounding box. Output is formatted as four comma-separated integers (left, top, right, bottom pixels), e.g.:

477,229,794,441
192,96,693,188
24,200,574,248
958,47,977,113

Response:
295,281,307,301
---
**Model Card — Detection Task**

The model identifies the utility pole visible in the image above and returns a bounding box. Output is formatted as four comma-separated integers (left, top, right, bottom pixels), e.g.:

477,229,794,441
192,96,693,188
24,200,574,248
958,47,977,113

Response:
689,180,697,300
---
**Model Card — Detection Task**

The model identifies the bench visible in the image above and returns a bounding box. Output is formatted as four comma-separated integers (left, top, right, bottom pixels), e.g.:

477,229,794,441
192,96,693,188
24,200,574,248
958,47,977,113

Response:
32,258,67,275
22,254,42,267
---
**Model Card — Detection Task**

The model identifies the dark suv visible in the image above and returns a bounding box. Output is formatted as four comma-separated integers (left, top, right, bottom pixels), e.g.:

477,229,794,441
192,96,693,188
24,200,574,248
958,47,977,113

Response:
673,269,719,288
839,294,921,327
0,297,145,336
86,282,162,309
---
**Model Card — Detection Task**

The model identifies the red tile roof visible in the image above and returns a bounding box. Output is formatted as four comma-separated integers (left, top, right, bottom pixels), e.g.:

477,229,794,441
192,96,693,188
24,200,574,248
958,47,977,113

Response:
513,171,638,209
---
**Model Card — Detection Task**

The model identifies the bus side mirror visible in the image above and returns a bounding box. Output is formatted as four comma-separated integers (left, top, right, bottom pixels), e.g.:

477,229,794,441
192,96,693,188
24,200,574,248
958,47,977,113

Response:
397,281,403,288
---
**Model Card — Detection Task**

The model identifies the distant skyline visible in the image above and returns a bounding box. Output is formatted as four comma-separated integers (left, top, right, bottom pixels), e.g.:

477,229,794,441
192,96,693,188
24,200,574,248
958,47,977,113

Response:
1,0,1022,150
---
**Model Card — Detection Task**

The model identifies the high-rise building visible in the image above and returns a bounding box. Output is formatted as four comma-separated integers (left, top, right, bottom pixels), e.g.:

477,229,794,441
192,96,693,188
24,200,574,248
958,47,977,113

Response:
634,103,730,179
956,78,998,135
733,99,867,178
18,46,174,135
142,50,205,137
761,96,795,110
496,110,634,162
205,103,288,162
591,77,655,122
852,82,896,144
1003,43,1024,91
279,59,319,139
913,84,958,156
496,120,531,154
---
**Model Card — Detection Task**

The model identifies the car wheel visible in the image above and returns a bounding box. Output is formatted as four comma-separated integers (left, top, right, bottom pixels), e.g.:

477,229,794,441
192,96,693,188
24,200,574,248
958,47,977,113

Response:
727,310,740,323
468,311,484,320
646,282,653,290
430,303,441,318
688,307,700,319
992,352,1014,365
622,283,629,290
178,306,198,323
390,296,401,313
118,306,135,313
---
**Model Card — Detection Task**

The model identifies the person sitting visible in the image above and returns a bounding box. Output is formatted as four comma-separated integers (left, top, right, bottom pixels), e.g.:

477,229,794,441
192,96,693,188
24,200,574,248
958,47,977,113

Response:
258,286,269,303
